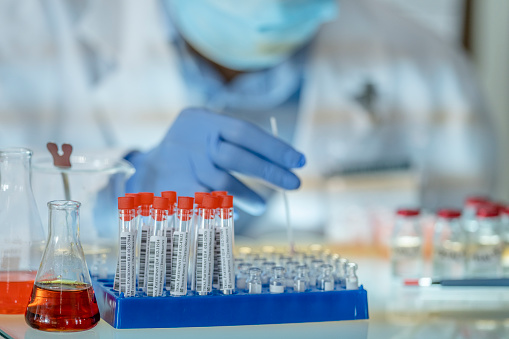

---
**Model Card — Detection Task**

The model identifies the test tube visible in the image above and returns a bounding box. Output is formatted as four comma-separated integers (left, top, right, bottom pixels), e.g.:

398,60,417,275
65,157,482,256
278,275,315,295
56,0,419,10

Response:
269,266,286,293
161,191,177,291
285,261,299,288
246,267,262,294
293,265,310,292
194,195,218,296
236,263,252,290
212,192,228,288
346,263,359,290
261,261,276,286
317,264,334,291
137,192,154,291
170,196,194,296
146,197,169,297
114,193,139,291
116,197,136,297
190,192,210,291
217,195,236,294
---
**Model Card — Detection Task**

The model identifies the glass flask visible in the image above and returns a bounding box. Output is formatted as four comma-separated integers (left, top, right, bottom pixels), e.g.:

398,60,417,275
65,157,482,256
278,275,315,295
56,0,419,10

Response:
0,148,45,314
25,201,100,332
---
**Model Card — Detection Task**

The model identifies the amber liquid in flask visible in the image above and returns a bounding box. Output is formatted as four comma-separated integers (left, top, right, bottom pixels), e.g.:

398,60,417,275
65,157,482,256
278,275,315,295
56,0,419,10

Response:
25,201,100,331
26,281,99,331
0,271,37,314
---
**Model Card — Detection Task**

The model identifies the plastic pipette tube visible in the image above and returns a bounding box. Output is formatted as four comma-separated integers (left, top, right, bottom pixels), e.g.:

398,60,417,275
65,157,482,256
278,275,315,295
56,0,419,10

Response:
194,196,218,295
116,197,136,297
146,197,169,297
217,195,236,294
161,191,177,290
137,192,154,291
170,197,194,296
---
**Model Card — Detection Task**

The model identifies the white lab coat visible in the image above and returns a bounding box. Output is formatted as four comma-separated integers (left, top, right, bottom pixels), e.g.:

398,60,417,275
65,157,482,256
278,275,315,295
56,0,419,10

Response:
0,0,496,212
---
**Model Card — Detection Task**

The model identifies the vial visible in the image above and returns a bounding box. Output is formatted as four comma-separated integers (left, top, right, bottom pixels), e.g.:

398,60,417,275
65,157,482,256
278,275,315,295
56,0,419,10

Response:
333,258,348,289
278,255,291,268
285,261,299,288
466,205,503,277
246,267,262,294
346,263,359,290
309,259,325,288
432,209,466,279
391,208,422,278
293,265,310,292
317,264,334,291
246,253,260,265
236,263,252,290
261,261,276,286
269,266,286,293
302,254,316,267
234,258,245,275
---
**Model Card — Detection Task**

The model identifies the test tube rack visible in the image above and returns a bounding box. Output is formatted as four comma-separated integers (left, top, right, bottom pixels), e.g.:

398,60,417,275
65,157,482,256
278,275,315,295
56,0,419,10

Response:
92,278,369,329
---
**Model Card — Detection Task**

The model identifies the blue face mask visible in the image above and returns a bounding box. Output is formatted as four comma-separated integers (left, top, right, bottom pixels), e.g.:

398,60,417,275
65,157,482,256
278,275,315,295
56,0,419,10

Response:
166,0,338,71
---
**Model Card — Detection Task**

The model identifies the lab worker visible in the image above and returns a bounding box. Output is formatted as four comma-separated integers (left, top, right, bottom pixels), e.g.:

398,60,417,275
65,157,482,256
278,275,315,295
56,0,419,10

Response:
0,0,496,226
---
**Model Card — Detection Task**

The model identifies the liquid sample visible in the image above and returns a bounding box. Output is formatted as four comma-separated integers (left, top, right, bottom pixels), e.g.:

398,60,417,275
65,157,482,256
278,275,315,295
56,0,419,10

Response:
25,281,100,332
391,236,422,278
0,271,37,314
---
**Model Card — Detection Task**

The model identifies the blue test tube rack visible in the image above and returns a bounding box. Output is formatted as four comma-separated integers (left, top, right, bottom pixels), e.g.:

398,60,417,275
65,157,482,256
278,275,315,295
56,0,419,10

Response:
92,278,369,329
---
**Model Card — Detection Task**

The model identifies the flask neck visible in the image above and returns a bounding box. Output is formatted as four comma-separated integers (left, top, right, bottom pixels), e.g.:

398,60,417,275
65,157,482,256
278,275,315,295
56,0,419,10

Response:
47,202,81,245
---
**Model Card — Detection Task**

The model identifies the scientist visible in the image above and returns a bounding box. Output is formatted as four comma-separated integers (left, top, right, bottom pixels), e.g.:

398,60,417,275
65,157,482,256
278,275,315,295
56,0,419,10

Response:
0,0,496,219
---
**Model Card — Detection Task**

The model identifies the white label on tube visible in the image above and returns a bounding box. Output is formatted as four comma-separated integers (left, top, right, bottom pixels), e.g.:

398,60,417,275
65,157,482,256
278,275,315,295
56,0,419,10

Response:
113,261,120,291
146,235,166,297
324,281,334,291
170,231,190,296
165,228,174,289
213,228,221,288
346,280,358,290
120,231,136,296
270,285,285,293
138,225,150,290
195,229,215,294
219,227,235,291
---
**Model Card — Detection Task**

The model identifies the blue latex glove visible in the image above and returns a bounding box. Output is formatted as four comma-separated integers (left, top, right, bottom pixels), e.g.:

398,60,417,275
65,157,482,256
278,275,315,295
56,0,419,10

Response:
126,108,306,215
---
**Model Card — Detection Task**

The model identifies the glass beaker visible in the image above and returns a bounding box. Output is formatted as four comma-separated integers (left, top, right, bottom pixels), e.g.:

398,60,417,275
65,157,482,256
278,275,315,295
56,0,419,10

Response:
32,153,135,274
0,148,45,314
25,201,100,332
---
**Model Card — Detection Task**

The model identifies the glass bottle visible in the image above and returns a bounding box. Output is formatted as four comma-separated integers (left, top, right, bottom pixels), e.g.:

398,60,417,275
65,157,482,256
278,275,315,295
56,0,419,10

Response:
391,208,423,278
246,267,262,294
432,209,466,279
346,263,359,290
317,264,335,291
25,201,100,332
0,148,45,314
269,266,286,293
293,265,310,292
261,261,276,286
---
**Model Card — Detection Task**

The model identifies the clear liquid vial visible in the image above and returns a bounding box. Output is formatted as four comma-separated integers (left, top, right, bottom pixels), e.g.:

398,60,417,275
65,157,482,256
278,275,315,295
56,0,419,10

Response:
0,148,45,314
293,265,310,292
246,267,262,294
25,201,100,332
432,209,466,279
261,261,276,286
333,258,348,289
391,209,423,278
317,264,334,291
269,266,286,293
236,263,252,290
285,261,299,288
346,263,359,290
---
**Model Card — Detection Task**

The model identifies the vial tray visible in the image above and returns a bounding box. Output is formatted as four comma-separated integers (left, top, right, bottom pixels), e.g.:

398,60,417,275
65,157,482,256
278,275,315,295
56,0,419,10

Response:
92,278,369,329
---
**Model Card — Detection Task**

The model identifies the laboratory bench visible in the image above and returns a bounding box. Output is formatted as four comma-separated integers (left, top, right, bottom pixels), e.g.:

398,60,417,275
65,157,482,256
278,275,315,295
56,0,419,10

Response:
1,257,508,339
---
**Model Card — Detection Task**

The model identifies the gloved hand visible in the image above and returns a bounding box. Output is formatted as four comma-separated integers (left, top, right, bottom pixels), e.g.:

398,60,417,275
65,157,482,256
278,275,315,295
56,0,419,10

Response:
126,108,306,215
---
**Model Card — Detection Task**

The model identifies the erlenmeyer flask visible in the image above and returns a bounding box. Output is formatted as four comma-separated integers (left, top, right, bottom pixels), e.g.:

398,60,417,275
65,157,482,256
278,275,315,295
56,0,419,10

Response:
0,148,45,314
25,201,100,332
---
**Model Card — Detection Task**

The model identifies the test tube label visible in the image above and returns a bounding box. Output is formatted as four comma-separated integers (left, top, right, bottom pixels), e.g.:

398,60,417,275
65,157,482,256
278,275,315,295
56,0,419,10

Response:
147,235,166,297
165,227,174,290
138,225,150,290
170,231,190,296
195,229,215,294
213,228,221,288
120,231,136,296
219,227,235,291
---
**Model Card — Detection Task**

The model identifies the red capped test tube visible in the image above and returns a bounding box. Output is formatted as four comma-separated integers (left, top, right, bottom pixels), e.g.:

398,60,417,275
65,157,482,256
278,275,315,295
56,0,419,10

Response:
170,197,194,296
189,192,210,291
117,197,136,297
161,191,177,290
194,195,218,295
146,197,169,297
217,195,235,294
137,192,154,291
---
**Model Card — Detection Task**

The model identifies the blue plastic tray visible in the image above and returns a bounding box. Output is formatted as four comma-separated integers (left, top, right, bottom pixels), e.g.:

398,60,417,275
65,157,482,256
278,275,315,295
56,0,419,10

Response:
92,278,369,329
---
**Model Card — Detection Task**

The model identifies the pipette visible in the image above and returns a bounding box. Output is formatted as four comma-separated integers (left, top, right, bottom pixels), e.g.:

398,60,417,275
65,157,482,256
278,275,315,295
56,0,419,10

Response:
270,117,294,255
